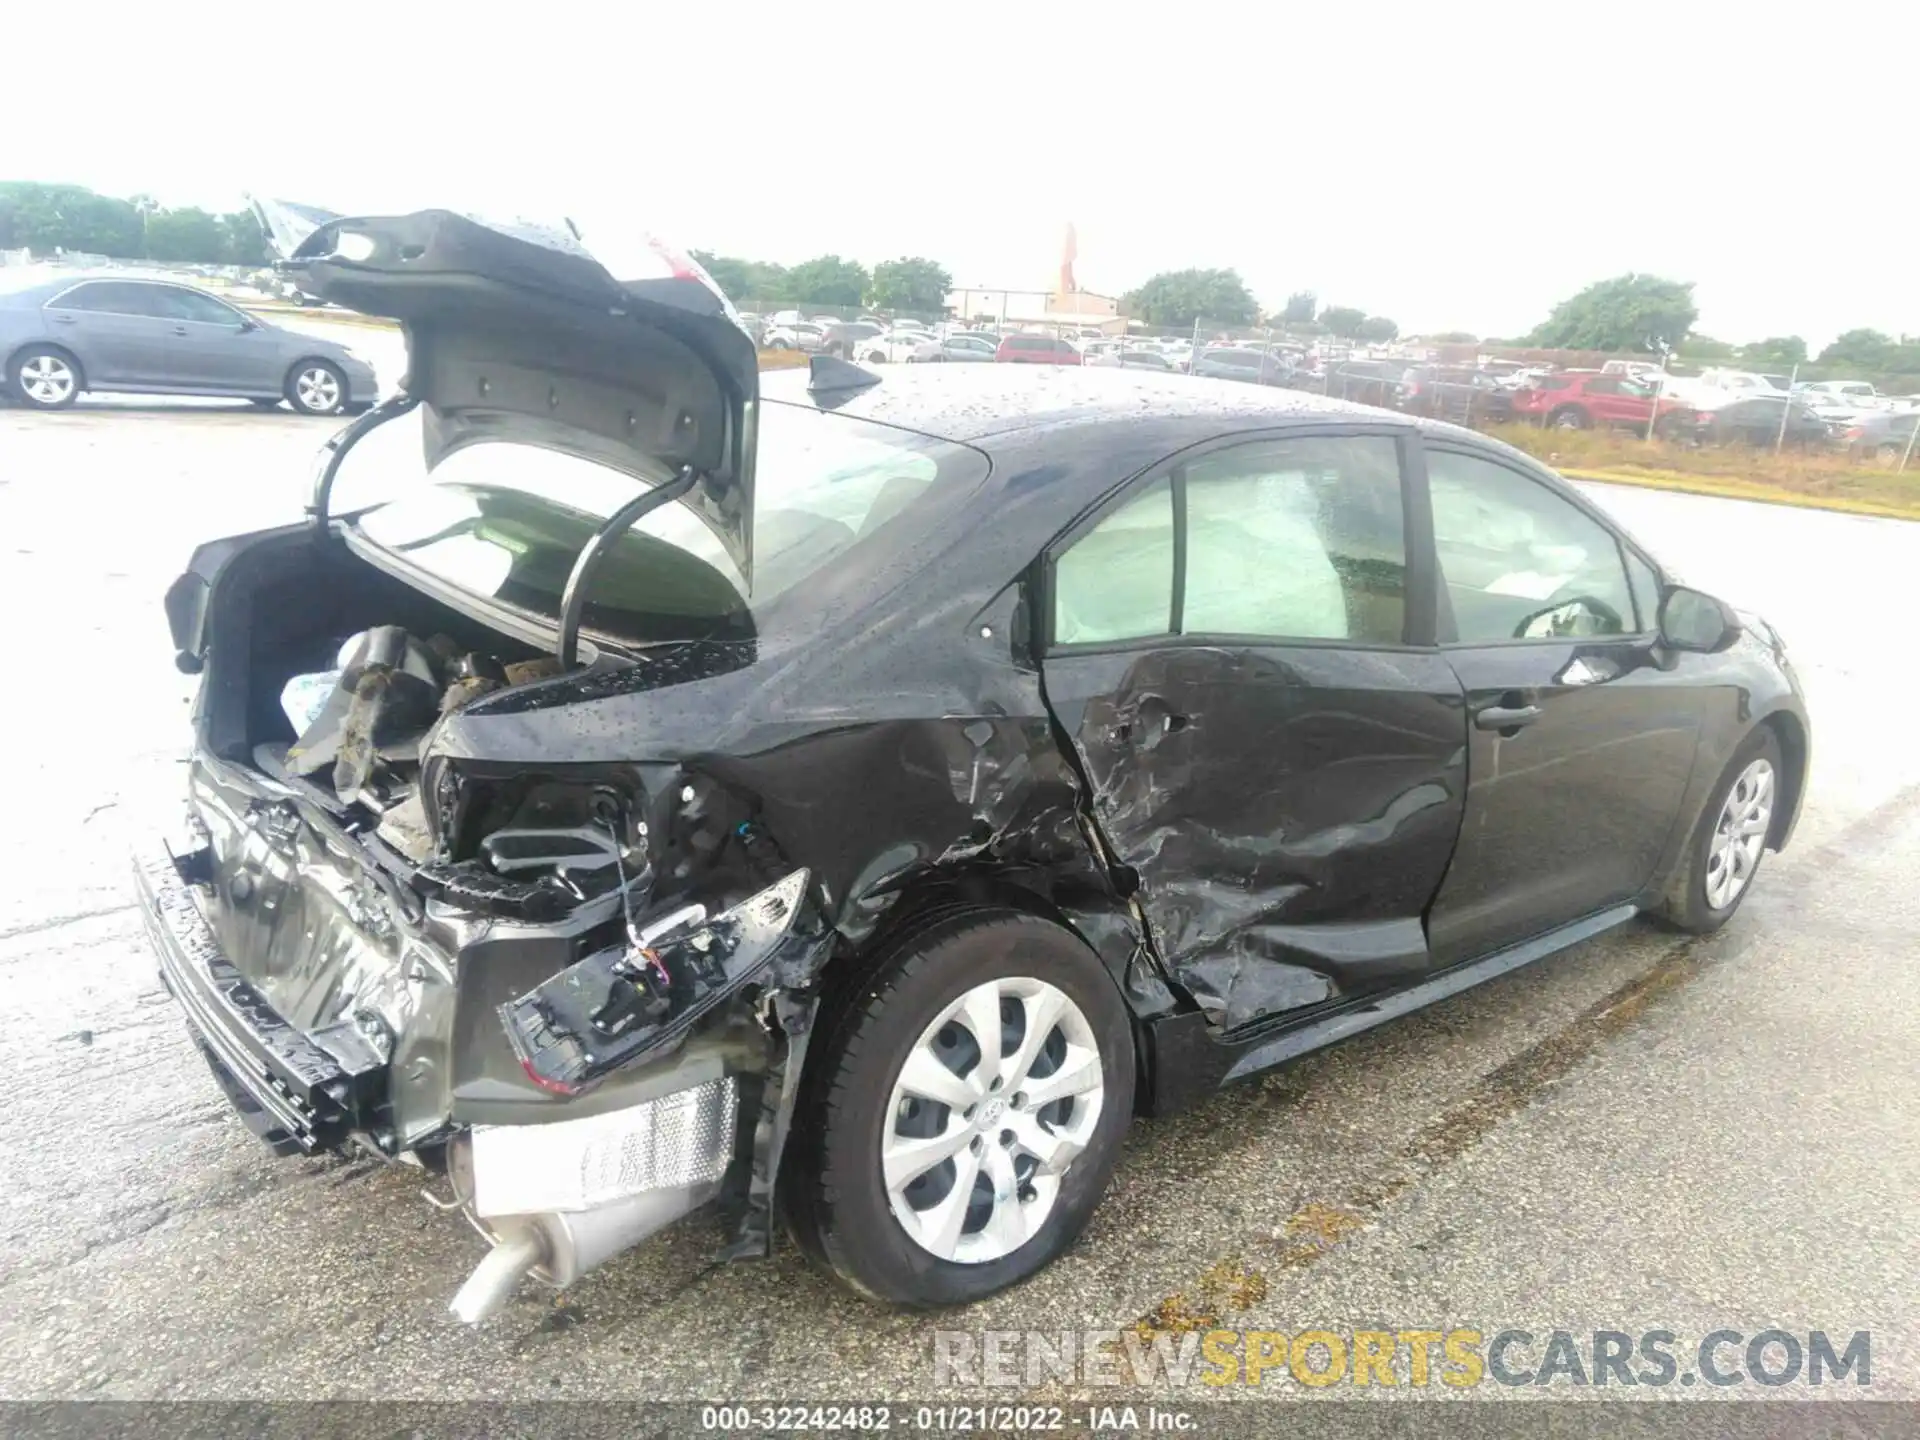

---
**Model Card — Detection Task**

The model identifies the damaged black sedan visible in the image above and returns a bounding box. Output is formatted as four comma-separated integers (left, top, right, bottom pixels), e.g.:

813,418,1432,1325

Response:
137,207,1808,1319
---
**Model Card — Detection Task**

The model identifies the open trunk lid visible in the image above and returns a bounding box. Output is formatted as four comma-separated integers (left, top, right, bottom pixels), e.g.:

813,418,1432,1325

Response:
250,198,760,583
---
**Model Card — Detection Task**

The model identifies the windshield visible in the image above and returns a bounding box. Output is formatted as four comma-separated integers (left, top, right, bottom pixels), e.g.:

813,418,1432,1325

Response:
347,400,988,645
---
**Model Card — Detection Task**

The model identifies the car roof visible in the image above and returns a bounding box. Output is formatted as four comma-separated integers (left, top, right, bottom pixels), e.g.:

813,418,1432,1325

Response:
758,361,1412,445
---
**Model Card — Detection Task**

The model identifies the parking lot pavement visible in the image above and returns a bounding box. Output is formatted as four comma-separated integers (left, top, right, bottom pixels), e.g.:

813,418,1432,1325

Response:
0,403,1914,1405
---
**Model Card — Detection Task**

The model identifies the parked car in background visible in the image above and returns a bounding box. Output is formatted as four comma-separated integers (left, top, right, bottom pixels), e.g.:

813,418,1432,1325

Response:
1799,380,1882,406
1086,347,1176,371
1192,347,1291,386
1600,360,1664,384
0,271,375,413
996,333,1082,365
820,321,885,359
855,330,931,364
1833,408,1920,463
1317,359,1404,408
1509,373,1679,433
1658,395,1832,449
1397,366,1515,425
764,321,827,352
911,332,999,363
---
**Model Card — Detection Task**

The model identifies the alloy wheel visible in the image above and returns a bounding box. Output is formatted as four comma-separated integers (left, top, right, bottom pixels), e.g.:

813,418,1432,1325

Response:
1705,757,1773,909
18,353,75,406
294,366,342,414
881,976,1105,1264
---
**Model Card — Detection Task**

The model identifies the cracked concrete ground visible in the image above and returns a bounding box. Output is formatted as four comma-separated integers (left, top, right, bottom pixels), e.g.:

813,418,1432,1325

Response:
0,379,1914,1418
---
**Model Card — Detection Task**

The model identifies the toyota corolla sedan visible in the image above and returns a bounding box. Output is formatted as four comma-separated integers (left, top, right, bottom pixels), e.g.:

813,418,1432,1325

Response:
139,208,1807,1323
0,271,375,413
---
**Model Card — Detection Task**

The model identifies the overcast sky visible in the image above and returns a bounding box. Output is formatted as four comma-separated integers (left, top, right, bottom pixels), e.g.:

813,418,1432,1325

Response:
13,4,1915,349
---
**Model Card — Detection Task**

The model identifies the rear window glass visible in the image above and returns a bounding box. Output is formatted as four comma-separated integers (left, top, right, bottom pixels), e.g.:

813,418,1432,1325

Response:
346,401,987,644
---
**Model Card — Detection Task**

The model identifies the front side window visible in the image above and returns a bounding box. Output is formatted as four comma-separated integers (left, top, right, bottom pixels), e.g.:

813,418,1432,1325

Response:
1051,435,1408,647
1427,449,1635,643
150,287,240,325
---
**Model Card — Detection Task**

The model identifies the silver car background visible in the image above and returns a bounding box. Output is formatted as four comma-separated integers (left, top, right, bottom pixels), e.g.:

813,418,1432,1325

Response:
0,272,376,414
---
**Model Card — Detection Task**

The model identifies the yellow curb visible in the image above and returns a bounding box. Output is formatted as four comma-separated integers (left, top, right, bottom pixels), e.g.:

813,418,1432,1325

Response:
1560,466,1920,522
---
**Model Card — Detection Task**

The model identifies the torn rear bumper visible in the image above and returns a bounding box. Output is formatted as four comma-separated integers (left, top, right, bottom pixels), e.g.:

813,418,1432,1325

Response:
134,839,386,1155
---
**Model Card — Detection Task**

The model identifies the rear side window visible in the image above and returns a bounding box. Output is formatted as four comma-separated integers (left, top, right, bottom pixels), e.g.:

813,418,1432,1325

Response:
1051,436,1408,647
1052,477,1174,644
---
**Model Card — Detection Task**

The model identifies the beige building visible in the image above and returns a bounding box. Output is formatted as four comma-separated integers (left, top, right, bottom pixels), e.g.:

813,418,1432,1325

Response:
944,222,1125,333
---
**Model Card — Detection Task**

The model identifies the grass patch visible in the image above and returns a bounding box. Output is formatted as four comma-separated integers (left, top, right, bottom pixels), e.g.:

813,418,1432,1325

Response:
1483,423,1920,520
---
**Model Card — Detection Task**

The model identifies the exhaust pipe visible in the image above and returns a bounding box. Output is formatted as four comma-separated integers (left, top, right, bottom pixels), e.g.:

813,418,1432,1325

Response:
448,1224,544,1324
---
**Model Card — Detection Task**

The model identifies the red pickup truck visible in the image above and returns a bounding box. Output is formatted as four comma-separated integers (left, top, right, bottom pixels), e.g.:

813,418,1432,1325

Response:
1509,373,1682,433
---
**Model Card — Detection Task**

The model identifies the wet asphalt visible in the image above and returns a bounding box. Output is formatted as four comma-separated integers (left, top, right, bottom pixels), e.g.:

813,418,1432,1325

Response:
0,386,1915,1413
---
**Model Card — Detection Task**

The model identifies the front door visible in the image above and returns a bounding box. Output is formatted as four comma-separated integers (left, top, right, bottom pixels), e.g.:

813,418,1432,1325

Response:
145,285,270,392
1419,444,1701,964
1039,429,1468,1032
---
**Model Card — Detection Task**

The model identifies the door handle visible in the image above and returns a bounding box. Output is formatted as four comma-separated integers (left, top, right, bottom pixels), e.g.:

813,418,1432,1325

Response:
1475,703,1542,733
171,325,189,336
52,313,75,324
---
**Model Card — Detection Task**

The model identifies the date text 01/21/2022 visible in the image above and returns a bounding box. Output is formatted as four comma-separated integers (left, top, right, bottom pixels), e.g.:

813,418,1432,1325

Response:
699,1404,1194,1431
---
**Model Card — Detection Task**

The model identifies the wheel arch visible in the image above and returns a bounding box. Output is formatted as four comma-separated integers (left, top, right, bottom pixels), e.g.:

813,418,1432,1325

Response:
1758,708,1808,851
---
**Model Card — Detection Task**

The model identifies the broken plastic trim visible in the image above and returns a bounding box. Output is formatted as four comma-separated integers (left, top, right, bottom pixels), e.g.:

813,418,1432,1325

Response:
805,354,882,395
499,869,818,1094
307,392,421,533
555,468,700,669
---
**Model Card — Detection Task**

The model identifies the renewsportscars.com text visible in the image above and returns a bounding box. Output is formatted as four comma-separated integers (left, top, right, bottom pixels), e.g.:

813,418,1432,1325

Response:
933,1327,1872,1390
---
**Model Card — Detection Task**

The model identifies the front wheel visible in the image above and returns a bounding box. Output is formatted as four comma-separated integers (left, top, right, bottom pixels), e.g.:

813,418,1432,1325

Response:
1549,406,1588,430
785,909,1134,1306
1655,726,1783,933
286,360,347,416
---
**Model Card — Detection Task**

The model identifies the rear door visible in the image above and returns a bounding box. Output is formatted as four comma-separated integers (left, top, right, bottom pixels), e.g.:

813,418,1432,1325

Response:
1420,441,1700,964
1039,427,1469,1031
40,280,172,388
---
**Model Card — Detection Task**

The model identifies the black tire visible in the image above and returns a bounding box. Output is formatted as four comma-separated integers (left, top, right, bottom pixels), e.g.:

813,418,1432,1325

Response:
8,345,83,409
1654,725,1784,933
1548,406,1588,430
784,908,1135,1307
285,359,348,416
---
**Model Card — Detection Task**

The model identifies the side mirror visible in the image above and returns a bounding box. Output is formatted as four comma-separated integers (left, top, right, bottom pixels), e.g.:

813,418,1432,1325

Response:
1659,585,1742,653
237,316,258,332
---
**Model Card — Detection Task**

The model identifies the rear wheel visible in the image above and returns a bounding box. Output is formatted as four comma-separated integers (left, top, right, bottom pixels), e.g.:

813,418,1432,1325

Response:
785,909,1134,1306
9,347,81,409
1655,726,1783,933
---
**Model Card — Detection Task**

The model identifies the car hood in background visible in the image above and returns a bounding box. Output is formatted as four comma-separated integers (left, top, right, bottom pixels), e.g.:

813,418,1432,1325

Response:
249,199,760,582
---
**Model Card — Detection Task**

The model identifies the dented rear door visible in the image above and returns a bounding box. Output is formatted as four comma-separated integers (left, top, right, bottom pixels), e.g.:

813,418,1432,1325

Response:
1038,428,1468,1032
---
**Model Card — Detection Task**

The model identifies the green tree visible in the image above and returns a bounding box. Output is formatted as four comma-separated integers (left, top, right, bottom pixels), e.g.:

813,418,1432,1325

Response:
1358,315,1399,343
866,257,952,314
1676,333,1737,362
690,250,790,305
784,255,870,308
1424,330,1480,344
1122,268,1257,329
217,208,270,265
1527,273,1697,352
1279,290,1317,324
1818,329,1895,368
0,182,144,256
1742,335,1807,369
142,206,228,263
1319,305,1367,339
